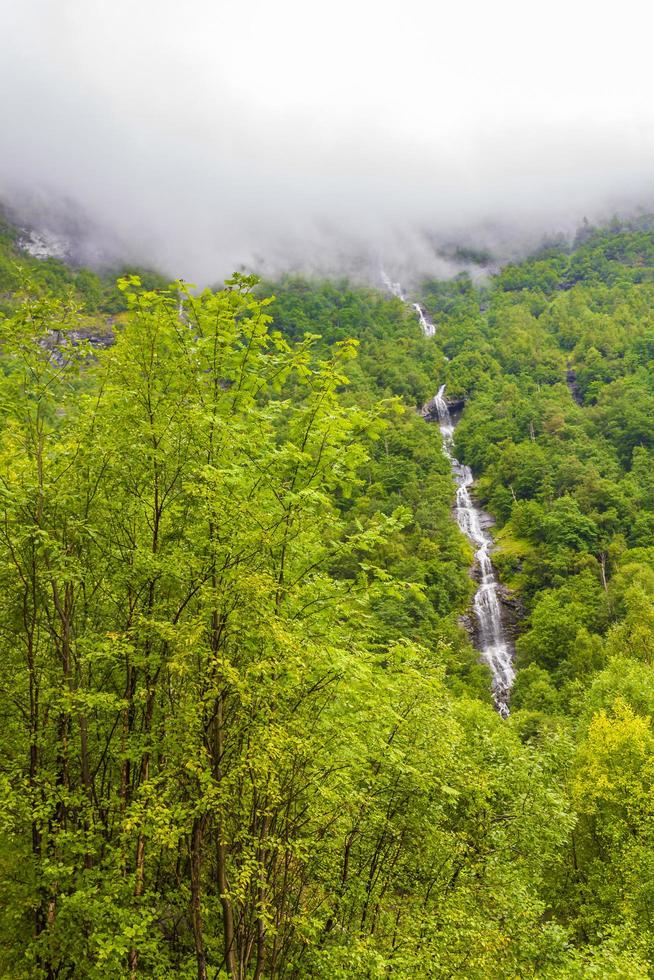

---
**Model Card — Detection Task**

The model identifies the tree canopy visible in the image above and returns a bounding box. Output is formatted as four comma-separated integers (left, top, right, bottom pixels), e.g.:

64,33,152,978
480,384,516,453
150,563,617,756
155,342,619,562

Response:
1,217,654,975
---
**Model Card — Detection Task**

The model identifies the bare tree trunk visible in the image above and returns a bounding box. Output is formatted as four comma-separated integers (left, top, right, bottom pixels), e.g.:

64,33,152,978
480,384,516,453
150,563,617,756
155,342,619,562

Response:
190,816,208,980
212,682,238,976
253,815,270,980
217,831,238,977
129,686,156,977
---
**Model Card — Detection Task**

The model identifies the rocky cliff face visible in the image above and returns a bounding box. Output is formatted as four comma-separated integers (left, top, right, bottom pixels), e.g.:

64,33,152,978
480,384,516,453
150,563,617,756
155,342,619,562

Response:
422,394,465,421
42,324,116,365
497,584,524,646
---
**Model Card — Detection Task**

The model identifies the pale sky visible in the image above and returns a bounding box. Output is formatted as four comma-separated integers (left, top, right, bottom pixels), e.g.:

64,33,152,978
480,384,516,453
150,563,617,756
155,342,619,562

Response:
2,0,654,280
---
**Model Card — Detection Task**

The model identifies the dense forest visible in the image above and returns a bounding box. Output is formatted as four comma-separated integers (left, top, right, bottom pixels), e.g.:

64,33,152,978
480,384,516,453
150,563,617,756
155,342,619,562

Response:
1,212,654,977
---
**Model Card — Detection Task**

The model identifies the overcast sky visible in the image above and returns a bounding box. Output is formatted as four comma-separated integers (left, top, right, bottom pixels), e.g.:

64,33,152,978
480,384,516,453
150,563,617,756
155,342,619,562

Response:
2,0,654,282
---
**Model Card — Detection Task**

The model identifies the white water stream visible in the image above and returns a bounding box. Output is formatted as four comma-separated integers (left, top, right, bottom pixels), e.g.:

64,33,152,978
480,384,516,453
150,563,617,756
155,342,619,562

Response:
380,269,436,337
426,386,514,715
382,270,514,715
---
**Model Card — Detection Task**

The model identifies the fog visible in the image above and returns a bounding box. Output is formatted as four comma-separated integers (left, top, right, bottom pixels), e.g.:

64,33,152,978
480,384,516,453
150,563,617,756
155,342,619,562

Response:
3,0,654,283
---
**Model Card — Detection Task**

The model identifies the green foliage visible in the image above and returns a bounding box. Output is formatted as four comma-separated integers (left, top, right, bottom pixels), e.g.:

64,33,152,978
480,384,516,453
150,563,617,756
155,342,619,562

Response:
413,219,654,972
263,275,445,407
2,214,654,975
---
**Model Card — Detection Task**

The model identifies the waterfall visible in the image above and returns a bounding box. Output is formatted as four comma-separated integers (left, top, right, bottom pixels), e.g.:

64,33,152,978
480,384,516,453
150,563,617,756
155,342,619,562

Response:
411,302,436,338
380,268,514,715
380,268,407,301
380,269,436,338
431,385,514,716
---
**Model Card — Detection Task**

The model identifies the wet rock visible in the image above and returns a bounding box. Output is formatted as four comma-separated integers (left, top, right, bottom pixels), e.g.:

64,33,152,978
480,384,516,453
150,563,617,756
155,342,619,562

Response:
459,610,481,649
421,396,465,421
497,585,524,645
566,362,583,406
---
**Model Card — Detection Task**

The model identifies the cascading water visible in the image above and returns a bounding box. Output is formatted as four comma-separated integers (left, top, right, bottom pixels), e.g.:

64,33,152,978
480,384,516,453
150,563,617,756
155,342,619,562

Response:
427,386,514,716
411,302,436,338
380,269,436,337
382,269,514,715
380,269,407,301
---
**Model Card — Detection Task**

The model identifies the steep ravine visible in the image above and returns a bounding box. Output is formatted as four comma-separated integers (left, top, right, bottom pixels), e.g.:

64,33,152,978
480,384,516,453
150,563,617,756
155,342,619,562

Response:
382,271,515,715
423,387,514,716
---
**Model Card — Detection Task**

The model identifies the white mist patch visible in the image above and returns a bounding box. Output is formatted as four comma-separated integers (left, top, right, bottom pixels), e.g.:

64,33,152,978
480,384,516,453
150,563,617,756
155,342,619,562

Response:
2,1,654,280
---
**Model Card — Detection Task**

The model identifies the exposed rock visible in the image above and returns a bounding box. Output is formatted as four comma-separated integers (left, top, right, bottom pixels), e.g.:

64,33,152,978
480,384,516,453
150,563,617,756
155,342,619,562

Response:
71,327,115,349
458,611,477,645
497,584,524,646
41,325,115,365
459,557,523,651
18,229,71,261
566,363,583,405
422,395,465,421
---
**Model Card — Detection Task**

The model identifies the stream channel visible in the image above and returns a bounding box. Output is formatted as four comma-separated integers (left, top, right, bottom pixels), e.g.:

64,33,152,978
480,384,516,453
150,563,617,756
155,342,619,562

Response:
382,270,515,715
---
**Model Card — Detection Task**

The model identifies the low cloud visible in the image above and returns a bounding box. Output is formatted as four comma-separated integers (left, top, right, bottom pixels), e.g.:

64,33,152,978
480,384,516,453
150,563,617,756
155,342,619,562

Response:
3,0,654,285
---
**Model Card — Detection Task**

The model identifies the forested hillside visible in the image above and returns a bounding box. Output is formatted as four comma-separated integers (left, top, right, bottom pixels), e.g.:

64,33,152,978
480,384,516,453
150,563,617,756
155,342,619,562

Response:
1,219,654,976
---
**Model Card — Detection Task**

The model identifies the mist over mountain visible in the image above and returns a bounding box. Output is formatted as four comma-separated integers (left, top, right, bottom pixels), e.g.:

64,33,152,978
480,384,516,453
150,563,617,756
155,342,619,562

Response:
7,3,654,974
3,0,654,284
